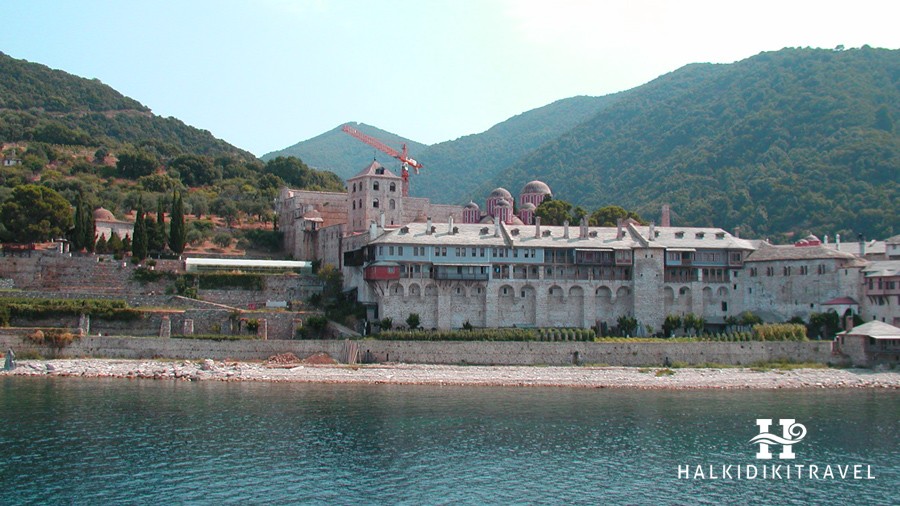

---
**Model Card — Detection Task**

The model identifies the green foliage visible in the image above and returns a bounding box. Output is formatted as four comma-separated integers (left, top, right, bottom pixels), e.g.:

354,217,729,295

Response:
616,315,639,336
534,198,573,226
168,191,186,254
116,150,159,179
131,199,148,260
406,313,420,330
196,273,264,291
263,156,344,192
589,205,646,227
808,312,842,339
69,193,95,252
751,323,808,341
662,314,682,337
483,47,900,239
377,328,541,341
0,297,141,326
297,315,328,339
169,154,221,187
237,229,282,253
0,184,73,243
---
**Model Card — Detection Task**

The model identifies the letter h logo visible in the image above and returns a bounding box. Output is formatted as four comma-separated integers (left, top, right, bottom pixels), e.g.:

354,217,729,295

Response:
750,418,807,459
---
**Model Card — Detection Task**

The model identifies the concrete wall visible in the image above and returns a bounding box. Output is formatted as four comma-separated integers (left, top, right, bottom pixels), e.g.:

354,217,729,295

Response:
0,333,842,366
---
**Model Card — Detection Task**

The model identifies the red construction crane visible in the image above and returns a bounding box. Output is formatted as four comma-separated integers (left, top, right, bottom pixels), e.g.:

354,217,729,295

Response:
341,125,423,196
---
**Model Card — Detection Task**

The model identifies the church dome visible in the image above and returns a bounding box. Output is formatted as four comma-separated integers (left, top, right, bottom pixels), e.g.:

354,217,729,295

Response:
520,202,536,211
465,201,480,209
93,207,116,221
488,188,512,200
522,180,551,195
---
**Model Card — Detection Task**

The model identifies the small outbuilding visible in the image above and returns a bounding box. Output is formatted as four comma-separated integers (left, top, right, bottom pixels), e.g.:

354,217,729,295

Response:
836,321,900,367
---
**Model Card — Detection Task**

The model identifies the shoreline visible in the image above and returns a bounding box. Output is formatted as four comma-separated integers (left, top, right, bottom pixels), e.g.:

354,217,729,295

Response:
3,359,899,389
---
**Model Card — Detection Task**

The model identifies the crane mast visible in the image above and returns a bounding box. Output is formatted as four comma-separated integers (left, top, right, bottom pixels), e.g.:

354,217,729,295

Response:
341,124,424,196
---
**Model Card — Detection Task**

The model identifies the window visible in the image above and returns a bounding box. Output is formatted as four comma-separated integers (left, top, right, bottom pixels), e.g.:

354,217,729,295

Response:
783,266,791,276
389,182,396,192
480,248,485,257
721,301,728,311
373,181,380,190
398,246,403,255
352,183,356,192
471,248,477,257
766,267,774,276
389,246,394,255
378,246,383,255
390,199,396,210
352,201,356,210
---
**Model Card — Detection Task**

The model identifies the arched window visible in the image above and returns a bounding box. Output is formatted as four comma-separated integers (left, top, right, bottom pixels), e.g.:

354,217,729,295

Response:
358,199,362,209
352,183,356,193
373,199,379,208
390,182,396,192
389,199,396,210
373,181,380,191
352,200,356,210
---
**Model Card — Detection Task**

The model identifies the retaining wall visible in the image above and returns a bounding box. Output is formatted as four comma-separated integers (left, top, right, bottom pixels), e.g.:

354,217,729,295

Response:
0,333,843,366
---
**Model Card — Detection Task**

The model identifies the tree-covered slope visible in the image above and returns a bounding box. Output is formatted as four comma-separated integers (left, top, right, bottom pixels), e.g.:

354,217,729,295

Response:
0,51,255,160
261,122,427,178
412,95,613,204
485,47,899,239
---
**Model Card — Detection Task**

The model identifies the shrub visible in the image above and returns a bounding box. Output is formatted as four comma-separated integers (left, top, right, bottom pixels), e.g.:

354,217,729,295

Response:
752,323,808,341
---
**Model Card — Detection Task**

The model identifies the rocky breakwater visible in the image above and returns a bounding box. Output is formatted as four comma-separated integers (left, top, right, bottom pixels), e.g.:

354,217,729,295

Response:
3,358,900,389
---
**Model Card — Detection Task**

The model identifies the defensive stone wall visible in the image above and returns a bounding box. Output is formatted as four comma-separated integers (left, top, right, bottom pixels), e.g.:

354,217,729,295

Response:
0,333,842,366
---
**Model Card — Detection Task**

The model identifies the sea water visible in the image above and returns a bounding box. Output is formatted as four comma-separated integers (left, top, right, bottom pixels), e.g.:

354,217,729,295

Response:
0,377,897,505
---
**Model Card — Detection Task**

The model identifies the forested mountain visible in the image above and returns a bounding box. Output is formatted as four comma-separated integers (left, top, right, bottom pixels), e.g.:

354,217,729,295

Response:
0,51,255,160
481,47,899,240
261,123,427,177
0,51,344,247
266,96,612,203
413,96,613,203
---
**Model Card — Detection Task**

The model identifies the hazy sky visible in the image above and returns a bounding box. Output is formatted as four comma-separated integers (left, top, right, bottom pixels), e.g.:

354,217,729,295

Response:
3,0,898,157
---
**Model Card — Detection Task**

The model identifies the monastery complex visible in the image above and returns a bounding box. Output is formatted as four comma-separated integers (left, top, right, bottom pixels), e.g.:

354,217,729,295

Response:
277,161,900,333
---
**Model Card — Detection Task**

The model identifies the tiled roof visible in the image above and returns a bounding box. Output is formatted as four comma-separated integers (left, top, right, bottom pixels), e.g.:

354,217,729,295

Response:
745,243,863,263
839,320,900,339
349,161,400,179
862,260,900,277
372,221,753,251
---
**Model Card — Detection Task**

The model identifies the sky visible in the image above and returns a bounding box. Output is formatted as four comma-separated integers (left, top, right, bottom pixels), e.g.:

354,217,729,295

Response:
2,0,898,157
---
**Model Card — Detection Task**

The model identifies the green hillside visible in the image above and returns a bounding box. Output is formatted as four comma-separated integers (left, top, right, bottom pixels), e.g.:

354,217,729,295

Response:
0,51,344,245
484,47,899,240
0,51,255,160
261,122,427,177
413,95,612,204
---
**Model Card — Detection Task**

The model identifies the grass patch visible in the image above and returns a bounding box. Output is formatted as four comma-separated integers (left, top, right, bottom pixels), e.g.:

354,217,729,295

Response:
655,368,676,377
171,334,260,341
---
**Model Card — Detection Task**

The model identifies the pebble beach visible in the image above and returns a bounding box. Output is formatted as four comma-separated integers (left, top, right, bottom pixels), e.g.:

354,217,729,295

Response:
3,357,899,389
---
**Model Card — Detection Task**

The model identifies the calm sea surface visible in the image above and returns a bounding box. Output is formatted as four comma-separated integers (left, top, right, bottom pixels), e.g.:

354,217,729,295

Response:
0,377,897,505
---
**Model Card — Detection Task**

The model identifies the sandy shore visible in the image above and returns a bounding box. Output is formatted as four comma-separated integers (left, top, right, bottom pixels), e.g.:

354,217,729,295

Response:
2,358,899,389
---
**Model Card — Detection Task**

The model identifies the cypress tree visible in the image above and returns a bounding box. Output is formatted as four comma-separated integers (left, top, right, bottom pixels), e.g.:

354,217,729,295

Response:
156,198,167,251
70,194,95,252
169,191,186,254
131,199,148,260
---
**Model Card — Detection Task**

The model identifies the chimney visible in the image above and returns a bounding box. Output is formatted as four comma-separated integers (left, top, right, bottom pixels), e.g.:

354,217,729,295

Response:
648,221,655,241
426,217,432,235
379,211,385,229
369,221,377,240
823,234,829,245
448,216,454,234
836,233,841,250
661,204,671,227
858,233,865,257
580,217,588,239
563,220,569,239
534,216,541,238
494,217,500,237
734,226,740,238
616,218,624,240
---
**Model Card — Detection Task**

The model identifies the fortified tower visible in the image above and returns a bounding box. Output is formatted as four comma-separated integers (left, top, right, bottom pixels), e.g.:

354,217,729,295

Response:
346,161,405,232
